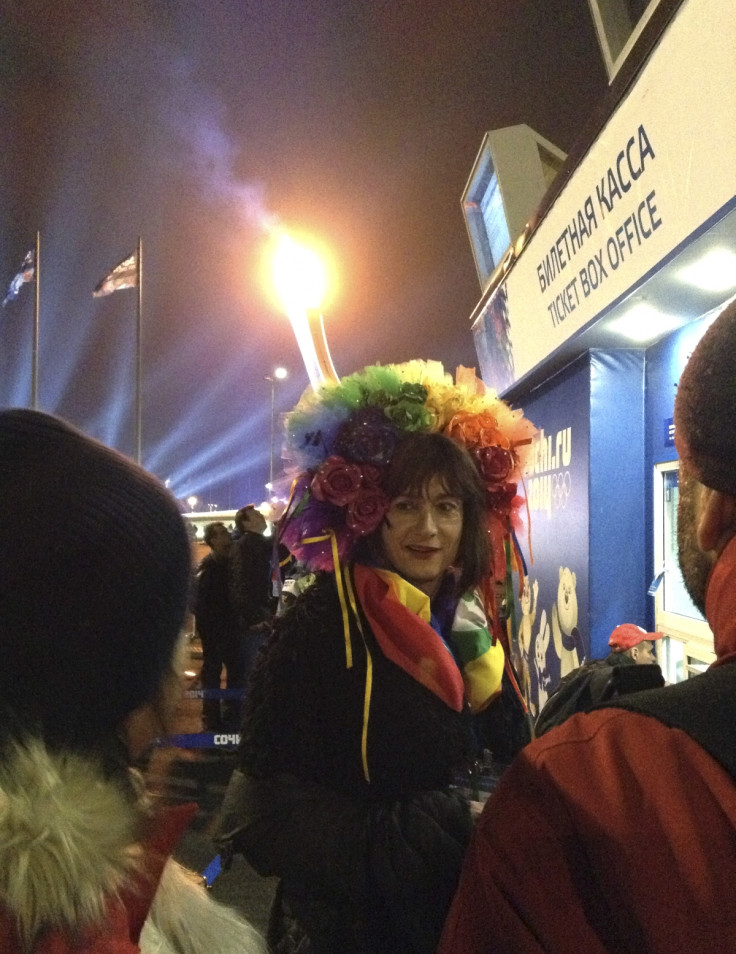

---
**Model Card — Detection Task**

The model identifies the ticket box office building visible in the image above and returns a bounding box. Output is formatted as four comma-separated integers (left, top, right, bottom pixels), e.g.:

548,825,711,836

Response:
464,0,736,713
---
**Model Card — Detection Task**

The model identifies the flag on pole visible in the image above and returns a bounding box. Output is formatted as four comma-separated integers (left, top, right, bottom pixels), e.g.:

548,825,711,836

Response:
2,250,35,307
93,252,138,297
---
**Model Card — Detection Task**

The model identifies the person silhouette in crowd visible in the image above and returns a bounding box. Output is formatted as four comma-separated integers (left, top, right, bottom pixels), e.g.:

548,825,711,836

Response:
194,521,241,730
535,622,665,736
230,504,275,633
439,298,736,953
230,506,273,622
230,504,279,688
0,409,265,954
607,622,662,664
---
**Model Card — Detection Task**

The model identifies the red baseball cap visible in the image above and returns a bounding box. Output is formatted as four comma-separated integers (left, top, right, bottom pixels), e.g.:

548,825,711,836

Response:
609,623,664,651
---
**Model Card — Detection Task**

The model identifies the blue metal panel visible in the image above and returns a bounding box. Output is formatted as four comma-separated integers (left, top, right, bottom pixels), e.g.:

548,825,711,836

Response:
589,350,646,658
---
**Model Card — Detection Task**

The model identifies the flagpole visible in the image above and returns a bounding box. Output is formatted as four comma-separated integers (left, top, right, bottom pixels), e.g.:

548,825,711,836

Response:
135,236,143,465
32,231,40,409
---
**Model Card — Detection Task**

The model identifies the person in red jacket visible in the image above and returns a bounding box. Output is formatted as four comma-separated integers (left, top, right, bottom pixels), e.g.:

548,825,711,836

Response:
439,299,736,954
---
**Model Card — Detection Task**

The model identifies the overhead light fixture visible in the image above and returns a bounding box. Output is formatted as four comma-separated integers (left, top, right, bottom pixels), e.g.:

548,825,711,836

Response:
677,247,736,293
607,303,682,343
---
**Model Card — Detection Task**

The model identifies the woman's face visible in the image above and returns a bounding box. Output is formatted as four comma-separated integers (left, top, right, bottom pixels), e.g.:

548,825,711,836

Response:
379,476,463,598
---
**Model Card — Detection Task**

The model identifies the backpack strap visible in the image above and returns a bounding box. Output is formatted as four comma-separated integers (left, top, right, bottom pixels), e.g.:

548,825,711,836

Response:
604,662,736,781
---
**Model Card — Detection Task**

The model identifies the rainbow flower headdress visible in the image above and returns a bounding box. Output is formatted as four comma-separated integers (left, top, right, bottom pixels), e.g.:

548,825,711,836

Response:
278,360,537,585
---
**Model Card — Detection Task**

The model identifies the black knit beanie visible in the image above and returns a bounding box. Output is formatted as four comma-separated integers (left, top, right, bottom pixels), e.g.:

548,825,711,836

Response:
0,408,191,749
674,299,736,494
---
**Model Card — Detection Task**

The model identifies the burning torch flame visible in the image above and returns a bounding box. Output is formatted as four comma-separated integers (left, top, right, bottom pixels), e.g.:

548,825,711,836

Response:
271,233,339,390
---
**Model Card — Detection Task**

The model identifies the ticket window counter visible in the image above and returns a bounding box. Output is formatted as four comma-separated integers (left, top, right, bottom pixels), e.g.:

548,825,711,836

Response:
652,462,715,683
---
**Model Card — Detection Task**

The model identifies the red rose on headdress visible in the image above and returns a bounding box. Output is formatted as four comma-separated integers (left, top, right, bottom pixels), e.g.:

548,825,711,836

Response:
346,489,390,536
311,456,363,506
486,482,518,516
472,445,514,487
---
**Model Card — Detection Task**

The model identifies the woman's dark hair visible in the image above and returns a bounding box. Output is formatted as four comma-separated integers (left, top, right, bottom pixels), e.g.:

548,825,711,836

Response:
363,431,490,593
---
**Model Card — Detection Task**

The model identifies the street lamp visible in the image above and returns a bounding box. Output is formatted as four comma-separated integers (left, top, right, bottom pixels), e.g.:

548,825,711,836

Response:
186,495,198,512
266,366,288,494
269,232,339,390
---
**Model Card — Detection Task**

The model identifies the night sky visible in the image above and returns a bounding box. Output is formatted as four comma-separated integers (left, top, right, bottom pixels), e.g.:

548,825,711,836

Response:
1,0,606,508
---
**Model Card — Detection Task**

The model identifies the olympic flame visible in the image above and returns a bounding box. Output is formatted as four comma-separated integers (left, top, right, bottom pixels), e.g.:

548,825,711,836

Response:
270,233,339,390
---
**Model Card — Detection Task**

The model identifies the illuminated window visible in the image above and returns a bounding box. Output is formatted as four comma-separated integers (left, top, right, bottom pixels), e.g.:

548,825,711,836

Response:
462,125,565,292
587,0,662,79
652,461,714,682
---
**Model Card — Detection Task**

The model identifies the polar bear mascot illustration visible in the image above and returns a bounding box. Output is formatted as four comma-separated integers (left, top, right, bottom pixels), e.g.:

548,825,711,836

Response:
551,566,585,678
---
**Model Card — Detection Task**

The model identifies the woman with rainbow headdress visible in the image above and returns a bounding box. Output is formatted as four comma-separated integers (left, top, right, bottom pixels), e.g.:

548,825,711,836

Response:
218,361,536,954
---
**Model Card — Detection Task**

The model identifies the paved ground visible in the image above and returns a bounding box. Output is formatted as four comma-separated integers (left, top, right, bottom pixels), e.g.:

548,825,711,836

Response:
146,635,277,935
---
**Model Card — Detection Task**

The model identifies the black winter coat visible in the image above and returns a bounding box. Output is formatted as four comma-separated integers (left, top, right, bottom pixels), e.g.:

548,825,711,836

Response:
230,531,274,631
218,569,476,954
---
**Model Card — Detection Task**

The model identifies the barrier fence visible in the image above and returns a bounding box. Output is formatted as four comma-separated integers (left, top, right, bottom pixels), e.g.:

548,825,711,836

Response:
153,686,246,885
153,687,246,750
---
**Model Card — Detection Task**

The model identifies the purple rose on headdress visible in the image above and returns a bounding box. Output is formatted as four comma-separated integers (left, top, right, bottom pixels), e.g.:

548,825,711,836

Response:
311,456,363,506
473,445,514,487
279,489,354,572
333,408,399,465
346,488,390,536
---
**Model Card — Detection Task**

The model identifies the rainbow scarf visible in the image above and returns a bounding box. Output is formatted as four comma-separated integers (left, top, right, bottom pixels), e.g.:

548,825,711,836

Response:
352,564,504,714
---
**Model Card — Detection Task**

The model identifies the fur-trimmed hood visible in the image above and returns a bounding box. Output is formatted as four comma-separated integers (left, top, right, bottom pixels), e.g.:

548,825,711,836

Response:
0,739,142,946
0,739,266,954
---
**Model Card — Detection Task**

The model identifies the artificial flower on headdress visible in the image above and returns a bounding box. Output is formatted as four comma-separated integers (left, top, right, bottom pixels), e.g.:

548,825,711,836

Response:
278,361,537,582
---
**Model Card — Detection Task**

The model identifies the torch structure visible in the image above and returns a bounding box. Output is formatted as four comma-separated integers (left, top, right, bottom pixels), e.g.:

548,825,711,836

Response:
266,365,288,494
270,232,339,390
